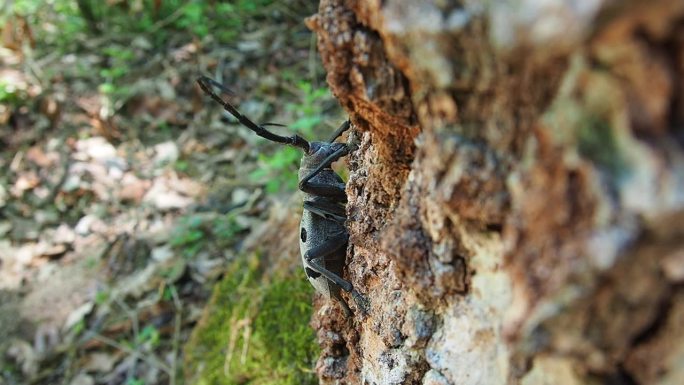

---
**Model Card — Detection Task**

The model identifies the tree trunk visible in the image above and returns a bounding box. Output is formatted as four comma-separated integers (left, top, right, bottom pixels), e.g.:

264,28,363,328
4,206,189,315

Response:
306,1,684,384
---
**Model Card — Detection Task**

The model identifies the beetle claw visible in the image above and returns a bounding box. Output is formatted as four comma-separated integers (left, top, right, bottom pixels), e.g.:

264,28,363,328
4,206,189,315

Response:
351,289,370,315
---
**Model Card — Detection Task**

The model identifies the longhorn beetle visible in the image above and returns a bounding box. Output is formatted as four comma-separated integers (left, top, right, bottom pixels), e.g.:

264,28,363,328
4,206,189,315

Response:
197,76,368,316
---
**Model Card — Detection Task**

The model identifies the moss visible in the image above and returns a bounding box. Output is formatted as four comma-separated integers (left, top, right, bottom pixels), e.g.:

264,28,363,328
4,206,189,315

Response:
183,254,318,385
577,115,630,183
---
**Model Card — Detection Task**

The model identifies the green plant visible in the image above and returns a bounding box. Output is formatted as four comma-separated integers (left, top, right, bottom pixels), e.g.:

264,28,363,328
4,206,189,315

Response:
0,81,23,106
174,2,210,38
174,159,189,172
94,290,109,305
100,46,134,81
249,146,302,194
170,215,208,257
125,378,145,385
136,325,161,348
288,81,331,137
70,319,86,335
162,285,177,302
249,81,335,194
170,213,246,257
213,214,244,243
97,44,136,110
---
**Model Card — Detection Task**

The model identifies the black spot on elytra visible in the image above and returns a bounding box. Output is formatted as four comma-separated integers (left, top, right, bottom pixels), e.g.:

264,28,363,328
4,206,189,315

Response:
301,227,307,242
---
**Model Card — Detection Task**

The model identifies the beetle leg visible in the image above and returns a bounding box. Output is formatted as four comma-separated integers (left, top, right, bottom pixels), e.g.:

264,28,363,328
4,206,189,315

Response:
328,120,351,143
306,257,352,291
307,257,368,314
303,233,351,289
298,143,354,199
303,236,369,314
350,289,370,315
299,182,347,201
304,199,346,224
334,292,353,317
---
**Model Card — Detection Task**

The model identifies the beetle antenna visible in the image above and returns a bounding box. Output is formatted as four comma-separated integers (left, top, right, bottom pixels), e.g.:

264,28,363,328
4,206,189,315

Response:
260,122,288,127
197,76,310,152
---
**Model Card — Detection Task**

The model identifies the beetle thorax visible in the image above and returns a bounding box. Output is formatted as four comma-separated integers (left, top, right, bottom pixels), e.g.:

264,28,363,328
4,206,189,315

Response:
299,141,346,173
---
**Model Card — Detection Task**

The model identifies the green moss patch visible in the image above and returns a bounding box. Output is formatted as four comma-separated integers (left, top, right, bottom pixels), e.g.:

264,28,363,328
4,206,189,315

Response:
577,115,630,183
184,254,318,385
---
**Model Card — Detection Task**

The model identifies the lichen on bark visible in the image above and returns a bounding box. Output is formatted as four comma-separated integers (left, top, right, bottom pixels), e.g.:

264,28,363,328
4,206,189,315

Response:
307,0,684,384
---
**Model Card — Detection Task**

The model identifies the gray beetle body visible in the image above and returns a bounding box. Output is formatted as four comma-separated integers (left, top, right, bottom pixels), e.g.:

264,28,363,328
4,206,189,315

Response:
299,200,347,300
298,142,349,310
197,76,367,316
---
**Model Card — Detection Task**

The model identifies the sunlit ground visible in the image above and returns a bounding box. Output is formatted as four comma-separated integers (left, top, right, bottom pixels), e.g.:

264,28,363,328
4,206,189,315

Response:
0,1,341,384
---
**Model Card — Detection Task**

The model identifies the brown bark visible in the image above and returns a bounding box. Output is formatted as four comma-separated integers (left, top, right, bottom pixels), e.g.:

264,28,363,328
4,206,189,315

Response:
306,0,684,384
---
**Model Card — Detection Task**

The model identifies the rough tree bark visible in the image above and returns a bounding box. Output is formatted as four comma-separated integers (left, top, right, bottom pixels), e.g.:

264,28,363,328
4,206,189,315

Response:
305,0,684,384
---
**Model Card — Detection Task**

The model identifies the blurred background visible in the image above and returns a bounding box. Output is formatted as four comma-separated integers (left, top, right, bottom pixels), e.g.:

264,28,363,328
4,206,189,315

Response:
0,1,342,384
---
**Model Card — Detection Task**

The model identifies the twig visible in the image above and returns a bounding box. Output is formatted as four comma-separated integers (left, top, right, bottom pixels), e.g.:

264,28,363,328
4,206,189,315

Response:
309,33,318,89
113,296,140,381
169,284,183,385
39,141,71,207
149,6,187,33
90,334,172,375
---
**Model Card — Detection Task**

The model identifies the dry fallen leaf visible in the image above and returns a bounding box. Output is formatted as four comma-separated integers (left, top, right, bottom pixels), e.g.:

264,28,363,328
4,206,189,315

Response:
119,174,151,203
81,352,118,373
6,339,38,377
143,177,197,210
63,301,94,331
26,145,59,168
11,171,40,197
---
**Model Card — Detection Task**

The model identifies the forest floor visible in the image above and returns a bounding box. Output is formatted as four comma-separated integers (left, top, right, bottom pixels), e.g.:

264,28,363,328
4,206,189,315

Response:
0,2,338,384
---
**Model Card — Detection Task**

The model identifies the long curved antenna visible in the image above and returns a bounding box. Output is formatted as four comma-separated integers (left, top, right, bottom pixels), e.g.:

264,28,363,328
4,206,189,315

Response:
260,122,287,127
197,76,310,152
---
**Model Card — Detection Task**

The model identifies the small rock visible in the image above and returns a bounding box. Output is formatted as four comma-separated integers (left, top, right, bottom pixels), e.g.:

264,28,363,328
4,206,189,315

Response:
75,215,100,235
76,137,117,161
52,224,76,244
143,178,194,210
231,188,251,205
0,221,12,237
423,369,450,385
69,373,94,385
151,245,174,262
82,352,117,373
154,141,179,166
0,182,8,207
132,36,152,50
105,157,127,179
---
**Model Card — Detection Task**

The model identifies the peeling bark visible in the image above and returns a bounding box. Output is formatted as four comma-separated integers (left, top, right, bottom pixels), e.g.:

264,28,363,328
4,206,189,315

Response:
307,0,684,384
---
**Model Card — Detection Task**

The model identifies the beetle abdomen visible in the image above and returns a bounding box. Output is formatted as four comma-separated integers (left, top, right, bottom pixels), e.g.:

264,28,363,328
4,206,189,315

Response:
299,206,347,299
